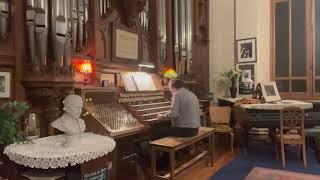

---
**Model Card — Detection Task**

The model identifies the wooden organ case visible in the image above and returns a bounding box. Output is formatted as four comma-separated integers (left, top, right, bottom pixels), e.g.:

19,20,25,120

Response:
75,86,172,179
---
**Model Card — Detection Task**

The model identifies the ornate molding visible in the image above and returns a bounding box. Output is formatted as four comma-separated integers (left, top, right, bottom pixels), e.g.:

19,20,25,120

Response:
111,0,146,28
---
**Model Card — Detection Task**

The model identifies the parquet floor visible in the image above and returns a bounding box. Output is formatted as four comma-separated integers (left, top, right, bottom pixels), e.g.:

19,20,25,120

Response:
175,150,237,180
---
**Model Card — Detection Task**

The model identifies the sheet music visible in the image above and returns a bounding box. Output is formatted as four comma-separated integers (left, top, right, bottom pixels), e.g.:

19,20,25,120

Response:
132,72,156,91
120,72,138,91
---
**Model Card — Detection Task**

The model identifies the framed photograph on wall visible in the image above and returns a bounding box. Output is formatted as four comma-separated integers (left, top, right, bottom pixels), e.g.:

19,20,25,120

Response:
237,63,255,94
0,71,11,98
236,38,257,63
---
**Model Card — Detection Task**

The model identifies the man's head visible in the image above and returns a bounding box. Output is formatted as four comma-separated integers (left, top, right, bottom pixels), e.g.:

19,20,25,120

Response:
169,78,184,94
63,95,83,118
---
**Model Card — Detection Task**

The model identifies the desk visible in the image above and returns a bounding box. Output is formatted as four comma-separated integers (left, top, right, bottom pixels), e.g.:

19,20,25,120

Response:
218,98,320,154
4,133,116,179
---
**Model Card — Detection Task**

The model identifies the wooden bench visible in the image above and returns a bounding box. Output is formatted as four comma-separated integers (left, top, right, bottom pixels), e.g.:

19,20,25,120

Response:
150,127,215,180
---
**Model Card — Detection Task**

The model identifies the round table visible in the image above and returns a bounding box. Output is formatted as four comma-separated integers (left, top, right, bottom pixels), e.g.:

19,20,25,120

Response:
4,133,116,169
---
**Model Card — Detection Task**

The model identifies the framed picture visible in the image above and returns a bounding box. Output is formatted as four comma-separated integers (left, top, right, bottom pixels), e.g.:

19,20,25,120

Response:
115,29,138,60
236,38,257,63
260,81,281,102
237,64,255,94
100,73,116,87
0,71,11,98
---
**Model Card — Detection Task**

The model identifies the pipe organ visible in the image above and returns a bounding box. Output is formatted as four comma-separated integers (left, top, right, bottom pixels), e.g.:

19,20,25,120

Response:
99,0,112,18
159,0,167,63
174,0,193,77
138,0,149,31
25,0,90,75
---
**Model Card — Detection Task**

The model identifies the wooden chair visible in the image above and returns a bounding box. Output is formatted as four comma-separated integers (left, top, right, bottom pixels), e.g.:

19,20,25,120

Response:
275,107,307,168
209,106,234,152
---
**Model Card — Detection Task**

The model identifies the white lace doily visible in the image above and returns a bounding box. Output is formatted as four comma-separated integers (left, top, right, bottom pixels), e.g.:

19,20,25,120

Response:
4,133,116,169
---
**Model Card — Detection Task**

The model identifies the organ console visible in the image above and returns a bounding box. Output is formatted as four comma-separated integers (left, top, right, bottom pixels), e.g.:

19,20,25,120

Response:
75,85,172,179
74,76,210,179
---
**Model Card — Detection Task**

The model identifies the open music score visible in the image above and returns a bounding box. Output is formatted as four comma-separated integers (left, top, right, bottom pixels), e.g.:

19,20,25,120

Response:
120,72,157,91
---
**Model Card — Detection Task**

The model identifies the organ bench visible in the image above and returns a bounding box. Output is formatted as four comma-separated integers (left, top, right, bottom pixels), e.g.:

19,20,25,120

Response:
150,127,215,180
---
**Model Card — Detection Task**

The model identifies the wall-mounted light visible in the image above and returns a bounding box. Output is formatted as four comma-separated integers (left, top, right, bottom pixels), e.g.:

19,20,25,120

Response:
138,62,155,71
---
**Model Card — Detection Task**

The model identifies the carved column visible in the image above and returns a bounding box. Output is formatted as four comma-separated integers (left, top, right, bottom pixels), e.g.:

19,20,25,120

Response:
22,79,74,137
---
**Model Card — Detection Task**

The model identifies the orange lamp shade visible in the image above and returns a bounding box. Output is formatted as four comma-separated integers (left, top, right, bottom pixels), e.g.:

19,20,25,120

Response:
163,69,177,79
79,60,93,74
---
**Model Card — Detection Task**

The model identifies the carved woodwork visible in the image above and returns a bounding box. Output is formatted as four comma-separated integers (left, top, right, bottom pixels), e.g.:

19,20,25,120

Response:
194,0,209,44
22,81,74,137
192,0,210,97
111,0,146,28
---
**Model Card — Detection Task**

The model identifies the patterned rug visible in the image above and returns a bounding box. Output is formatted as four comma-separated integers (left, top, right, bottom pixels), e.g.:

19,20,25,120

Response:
245,167,320,180
210,144,320,180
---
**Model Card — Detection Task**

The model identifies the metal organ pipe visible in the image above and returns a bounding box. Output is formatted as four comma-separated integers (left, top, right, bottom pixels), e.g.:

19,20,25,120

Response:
34,0,48,72
139,0,149,31
25,0,89,74
83,0,89,47
77,0,84,51
64,0,72,71
71,0,78,51
26,0,36,67
159,0,167,63
186,0,192,76
53,0,67,69
0,0,9,40
173,0,193,77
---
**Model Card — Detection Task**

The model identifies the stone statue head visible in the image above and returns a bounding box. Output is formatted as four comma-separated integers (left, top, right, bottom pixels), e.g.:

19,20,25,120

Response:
63,94,83,118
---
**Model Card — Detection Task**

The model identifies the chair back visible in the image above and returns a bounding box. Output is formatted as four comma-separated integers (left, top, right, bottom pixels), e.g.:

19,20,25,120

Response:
280,107,305,136
209,106,231,124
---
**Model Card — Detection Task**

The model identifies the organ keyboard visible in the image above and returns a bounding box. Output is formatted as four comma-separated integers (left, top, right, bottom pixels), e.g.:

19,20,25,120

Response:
75,87,171,138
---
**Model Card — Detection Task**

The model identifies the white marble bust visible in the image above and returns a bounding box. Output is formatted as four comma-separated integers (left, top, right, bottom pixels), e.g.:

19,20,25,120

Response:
51,95,86,146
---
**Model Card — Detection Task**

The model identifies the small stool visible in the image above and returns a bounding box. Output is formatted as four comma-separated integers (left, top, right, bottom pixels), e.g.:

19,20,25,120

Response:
21,170,65,180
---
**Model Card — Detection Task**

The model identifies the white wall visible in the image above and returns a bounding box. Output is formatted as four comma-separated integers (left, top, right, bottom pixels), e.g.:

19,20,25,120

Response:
209,0,270,101
209,0,235,101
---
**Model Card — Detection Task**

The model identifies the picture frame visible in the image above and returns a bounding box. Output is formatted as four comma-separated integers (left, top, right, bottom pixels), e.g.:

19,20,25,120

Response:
115,29,139,60
237,63,255,95
0,71,11,98
236,38,257,63
260,81,281,102
100,73,116,87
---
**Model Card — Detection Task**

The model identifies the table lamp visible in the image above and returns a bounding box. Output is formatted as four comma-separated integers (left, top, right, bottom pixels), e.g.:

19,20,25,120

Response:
79,60,93,85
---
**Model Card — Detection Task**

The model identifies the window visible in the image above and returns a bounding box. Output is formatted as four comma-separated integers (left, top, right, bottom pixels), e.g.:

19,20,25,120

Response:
271,0,315,99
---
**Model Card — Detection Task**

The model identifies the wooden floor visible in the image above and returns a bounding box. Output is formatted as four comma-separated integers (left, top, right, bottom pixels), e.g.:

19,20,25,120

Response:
175,150,237,180
135,148,237,180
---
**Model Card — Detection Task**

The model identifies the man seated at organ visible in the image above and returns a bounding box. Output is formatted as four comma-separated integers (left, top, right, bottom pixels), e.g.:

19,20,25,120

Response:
157,78,200,137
